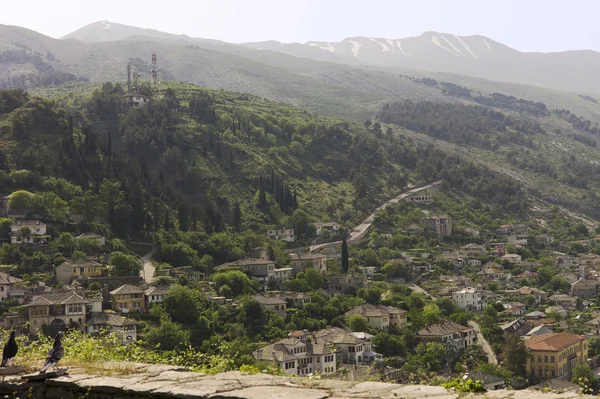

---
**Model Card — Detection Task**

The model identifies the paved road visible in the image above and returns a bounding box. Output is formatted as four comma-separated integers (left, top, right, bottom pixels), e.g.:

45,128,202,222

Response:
140,251,156,284
469,320,498,365
310,181,442,252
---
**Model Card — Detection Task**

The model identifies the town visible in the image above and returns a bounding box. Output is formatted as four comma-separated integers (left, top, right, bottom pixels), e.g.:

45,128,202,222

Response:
1,179,599,394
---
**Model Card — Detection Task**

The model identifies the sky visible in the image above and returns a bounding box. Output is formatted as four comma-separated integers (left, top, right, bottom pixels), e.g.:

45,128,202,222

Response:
1,0,598,52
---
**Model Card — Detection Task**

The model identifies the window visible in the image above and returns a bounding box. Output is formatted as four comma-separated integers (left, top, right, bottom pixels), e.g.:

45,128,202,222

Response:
538,356,542,363
551,370,555,377
538,368,542,376
544,356,548,363
550,356,555,363
68,304,83,314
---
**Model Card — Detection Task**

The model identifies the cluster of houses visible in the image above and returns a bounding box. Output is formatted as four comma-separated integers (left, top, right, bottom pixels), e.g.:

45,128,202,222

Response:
252,303,407,375
3,275,170,344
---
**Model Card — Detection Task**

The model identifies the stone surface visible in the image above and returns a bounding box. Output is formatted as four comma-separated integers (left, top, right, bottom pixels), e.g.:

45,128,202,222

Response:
0,367,597,399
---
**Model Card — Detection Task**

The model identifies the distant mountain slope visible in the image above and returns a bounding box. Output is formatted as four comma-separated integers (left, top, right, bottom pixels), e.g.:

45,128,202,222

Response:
2,23,600,125
242,32,600,96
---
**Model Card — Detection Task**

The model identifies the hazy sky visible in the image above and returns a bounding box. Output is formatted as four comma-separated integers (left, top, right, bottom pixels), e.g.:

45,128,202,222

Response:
1,0,597,52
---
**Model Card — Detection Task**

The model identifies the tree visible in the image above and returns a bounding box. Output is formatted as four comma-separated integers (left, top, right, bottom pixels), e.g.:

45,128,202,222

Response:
422,303,442,325
20,227,31,242
289,209,314,240
163,285,206,324
212,270,253,297
109,252,142,276
241,298,268,338
572,364,597,394
348,315,369,332
145,315,191,350
157,242,200,269
8,190,34,212
233,202,241,231
69,191,103,223
502,334,528,378
588,337,600,357
0,218,11,240
372,332,406,357
341,236,349,274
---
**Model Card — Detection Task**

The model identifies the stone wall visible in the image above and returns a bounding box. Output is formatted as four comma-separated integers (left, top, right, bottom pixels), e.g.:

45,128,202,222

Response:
0,366,595,399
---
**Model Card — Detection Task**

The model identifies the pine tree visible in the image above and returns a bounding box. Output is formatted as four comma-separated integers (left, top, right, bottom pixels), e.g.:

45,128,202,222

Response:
258,176,267,208
341,236,349,274
164,208,171,230
233,202,241,231
270,169,275,192
178,202,190,232
293,191,298,210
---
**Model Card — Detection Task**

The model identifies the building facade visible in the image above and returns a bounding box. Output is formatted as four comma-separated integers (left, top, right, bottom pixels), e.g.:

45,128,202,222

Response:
253,336,337,376
27,291,89,334
10,220,48,245
419,216,452,237
526,332,588,381
571,278,598,299
87,313,137,344
452,287,484,311
345,304,407,331
110,284,145,313
267,228,295,242
56,258,104,284
418,321,476,352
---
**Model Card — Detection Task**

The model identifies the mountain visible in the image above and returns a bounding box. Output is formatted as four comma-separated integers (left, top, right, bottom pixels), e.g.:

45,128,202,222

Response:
60,20,227,47
3,23,600,128
242,32,600,96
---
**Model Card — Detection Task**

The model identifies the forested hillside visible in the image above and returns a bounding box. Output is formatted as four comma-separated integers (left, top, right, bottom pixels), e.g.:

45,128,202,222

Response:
0,84,528,242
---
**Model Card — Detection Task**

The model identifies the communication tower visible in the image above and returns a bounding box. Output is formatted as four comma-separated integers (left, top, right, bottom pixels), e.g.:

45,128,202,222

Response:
126,64,131,93
151,52,158,93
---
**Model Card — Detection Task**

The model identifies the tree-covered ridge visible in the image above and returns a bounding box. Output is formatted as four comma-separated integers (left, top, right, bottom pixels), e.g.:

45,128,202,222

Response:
0,83,533,242
378,100,543,149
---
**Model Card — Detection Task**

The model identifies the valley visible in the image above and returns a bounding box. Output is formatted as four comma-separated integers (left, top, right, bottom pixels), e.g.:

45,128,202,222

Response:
2,16,600,394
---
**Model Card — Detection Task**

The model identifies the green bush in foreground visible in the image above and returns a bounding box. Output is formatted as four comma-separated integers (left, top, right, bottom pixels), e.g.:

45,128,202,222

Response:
5,329,264,375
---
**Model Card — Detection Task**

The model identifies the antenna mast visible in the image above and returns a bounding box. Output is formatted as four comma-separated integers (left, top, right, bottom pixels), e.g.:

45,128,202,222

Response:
126,64,131,93
133,67,139,93
151,52,158,94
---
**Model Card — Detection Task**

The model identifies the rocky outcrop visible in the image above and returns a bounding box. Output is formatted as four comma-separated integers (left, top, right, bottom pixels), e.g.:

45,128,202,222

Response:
0,366,594,399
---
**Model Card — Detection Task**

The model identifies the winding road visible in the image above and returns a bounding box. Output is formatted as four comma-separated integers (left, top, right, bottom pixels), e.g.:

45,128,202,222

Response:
310,181,442,252
469,320,498,365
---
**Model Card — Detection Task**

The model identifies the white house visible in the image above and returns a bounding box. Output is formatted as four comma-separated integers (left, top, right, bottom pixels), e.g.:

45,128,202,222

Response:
267,228,295,242
86,313,137,344
145,286,169,310
0,272,22,302
452,287,484,311
10,220,47,245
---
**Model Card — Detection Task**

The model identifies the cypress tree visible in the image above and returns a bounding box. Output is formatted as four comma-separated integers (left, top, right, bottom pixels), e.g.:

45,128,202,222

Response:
270,169,275,192
178,202,190,232
233,202,241,231
164,208,171,230
293,191,298,210
341,236,349,274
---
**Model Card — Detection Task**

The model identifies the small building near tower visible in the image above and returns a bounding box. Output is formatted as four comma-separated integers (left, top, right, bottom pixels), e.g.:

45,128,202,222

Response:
123,93,150,108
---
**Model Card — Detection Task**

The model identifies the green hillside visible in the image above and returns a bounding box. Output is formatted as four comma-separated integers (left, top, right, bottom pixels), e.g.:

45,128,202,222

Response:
0,82,532,244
